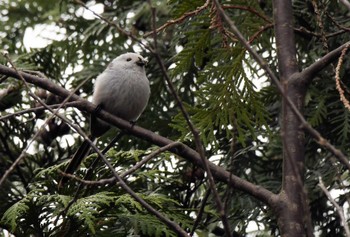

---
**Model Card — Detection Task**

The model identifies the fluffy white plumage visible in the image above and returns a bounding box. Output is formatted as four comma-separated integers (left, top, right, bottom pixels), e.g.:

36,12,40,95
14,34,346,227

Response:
59,52,150,187
91,52,150,137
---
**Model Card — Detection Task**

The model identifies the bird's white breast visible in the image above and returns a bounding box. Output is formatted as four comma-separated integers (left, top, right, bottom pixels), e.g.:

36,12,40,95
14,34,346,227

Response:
92,67,150,121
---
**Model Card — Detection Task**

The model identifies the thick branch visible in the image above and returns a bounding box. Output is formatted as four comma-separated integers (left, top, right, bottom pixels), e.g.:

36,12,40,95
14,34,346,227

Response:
340,0,350,11
296,41,350,85
0,64,277,207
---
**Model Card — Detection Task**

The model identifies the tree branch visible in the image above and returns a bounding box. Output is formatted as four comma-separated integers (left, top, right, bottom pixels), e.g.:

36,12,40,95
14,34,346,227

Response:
144,0,210,38
0,102,81,121
340,0,350,11
222,5,272,24
318,177,350,237
296,41,350,85
0,63,277,207
73,0,155,54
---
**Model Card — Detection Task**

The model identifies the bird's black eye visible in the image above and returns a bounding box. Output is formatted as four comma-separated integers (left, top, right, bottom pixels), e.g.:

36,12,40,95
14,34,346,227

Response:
126,58,132,62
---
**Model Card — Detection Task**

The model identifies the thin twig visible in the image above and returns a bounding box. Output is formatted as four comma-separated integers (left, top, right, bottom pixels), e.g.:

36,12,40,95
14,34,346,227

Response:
312,0,329,52
222,5,272,23
326,30,348,38
120,142,183,178
144,0,210,37
0,75,9,83
248,23,273,44
58,171,114,185
294,27,348,39
335,45,350,110
0,102,81,121
318,177,350,237
326,12,350,32
59,142,183,186
73,0,154,53
190,189,211,236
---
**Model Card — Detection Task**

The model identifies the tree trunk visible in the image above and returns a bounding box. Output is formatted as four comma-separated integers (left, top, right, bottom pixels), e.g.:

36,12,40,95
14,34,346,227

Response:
272,0,310,236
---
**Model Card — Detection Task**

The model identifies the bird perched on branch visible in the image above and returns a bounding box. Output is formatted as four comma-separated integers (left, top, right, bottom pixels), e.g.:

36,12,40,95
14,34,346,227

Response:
59,52,150,187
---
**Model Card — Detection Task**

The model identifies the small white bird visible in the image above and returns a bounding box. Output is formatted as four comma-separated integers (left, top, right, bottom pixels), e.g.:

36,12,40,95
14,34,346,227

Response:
59,52,150,187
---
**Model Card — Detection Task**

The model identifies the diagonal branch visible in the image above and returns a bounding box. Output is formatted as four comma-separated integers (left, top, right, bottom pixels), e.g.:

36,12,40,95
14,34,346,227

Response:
144,0,210,38
73,0,155,54
223,5,272,23
0,63,277,207
0,102,81,121
340,0,350,11
318,177,350,237
296,41,350,85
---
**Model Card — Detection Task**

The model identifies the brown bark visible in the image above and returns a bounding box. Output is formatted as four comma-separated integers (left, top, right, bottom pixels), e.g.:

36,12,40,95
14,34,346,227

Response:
273,0,311,236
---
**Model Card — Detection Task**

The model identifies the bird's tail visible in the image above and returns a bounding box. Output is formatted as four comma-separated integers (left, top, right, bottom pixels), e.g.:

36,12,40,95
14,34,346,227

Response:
58,136,95,188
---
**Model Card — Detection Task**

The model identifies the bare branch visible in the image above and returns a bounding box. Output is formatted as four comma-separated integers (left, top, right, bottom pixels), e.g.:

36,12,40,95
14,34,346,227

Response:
120,142,183,178
191,189,211,235
326,12,350,32
340,0,350,12
0,102,81,121
297,42,350,85
144,0,210,37
248,23,273,43
73,0,154,53
58,171,115,186
311,0,329,52
318,177,350,237
222,5,272,23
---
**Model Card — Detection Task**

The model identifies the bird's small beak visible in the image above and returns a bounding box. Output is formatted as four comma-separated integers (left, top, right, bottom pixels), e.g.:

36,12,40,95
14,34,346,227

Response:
136,57,148,67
